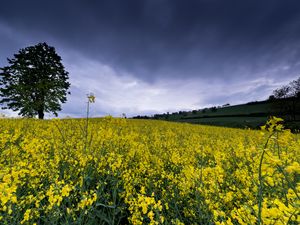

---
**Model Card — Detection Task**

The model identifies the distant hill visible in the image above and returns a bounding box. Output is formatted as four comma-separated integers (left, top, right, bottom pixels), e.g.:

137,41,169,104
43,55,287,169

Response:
133,98,300,131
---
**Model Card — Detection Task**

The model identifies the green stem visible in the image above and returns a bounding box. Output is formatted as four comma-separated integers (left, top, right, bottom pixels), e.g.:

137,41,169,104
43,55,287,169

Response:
257,134,271,225
85,100,90,151
257,148,265,225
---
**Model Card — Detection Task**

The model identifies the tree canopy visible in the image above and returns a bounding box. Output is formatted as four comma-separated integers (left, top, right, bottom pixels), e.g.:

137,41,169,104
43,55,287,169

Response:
0,42,70,119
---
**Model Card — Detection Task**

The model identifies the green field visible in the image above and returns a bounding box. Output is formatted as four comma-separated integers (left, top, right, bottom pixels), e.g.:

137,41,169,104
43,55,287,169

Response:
144,98,300,130
178,116,268,129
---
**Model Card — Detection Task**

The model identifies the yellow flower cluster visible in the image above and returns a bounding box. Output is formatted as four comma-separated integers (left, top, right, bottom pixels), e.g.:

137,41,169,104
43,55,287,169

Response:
0,116,299,224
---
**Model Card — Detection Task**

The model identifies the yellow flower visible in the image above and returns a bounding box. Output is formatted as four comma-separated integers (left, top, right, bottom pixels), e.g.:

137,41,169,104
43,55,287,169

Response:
61,184,72,197
20,209,31,224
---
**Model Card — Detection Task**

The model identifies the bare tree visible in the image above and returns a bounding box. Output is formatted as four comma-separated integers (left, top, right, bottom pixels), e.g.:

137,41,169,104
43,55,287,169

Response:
290,77,300,98
273,85,291,99
272,77,300,120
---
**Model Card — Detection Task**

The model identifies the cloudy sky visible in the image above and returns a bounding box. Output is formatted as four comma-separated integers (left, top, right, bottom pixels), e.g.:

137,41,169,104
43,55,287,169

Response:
1,0,300,118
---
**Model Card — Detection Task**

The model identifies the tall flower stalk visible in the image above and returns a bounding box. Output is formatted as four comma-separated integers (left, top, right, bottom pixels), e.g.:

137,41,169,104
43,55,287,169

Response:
257,116,284,225
85,93,95,150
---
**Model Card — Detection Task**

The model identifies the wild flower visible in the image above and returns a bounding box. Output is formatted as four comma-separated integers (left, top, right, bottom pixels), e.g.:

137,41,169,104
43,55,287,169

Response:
0,116,298,224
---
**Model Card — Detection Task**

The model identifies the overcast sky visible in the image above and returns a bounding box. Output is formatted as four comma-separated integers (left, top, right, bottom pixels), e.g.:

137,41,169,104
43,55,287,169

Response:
1,0,300,118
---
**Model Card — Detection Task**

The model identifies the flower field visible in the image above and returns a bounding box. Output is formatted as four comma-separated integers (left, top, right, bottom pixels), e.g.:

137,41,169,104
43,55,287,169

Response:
0,117,299,224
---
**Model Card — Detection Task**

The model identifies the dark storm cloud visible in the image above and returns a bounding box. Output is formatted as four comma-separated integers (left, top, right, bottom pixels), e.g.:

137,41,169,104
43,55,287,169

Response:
1,0,300,82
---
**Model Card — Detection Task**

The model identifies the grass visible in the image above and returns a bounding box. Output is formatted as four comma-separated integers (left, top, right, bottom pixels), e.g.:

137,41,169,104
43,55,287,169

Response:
178,116,268,129
149,99,300,130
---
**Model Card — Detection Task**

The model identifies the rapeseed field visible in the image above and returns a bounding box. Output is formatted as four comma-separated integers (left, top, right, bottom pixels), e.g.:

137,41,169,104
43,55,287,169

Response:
0,117,299,224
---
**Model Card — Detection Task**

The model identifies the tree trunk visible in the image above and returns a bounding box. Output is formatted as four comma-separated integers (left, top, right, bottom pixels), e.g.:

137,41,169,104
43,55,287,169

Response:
38,110,44,119
37,91,45,119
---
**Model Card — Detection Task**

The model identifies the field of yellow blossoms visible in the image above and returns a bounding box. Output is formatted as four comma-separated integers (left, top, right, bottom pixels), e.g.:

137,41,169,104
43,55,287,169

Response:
0,116,299,224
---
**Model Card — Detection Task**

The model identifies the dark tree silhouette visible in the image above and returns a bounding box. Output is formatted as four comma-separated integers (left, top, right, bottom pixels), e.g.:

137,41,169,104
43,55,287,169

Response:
273,85,291,99
271,77,300,121
289,77,300,120
290,77,300,98
0,42,70,119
